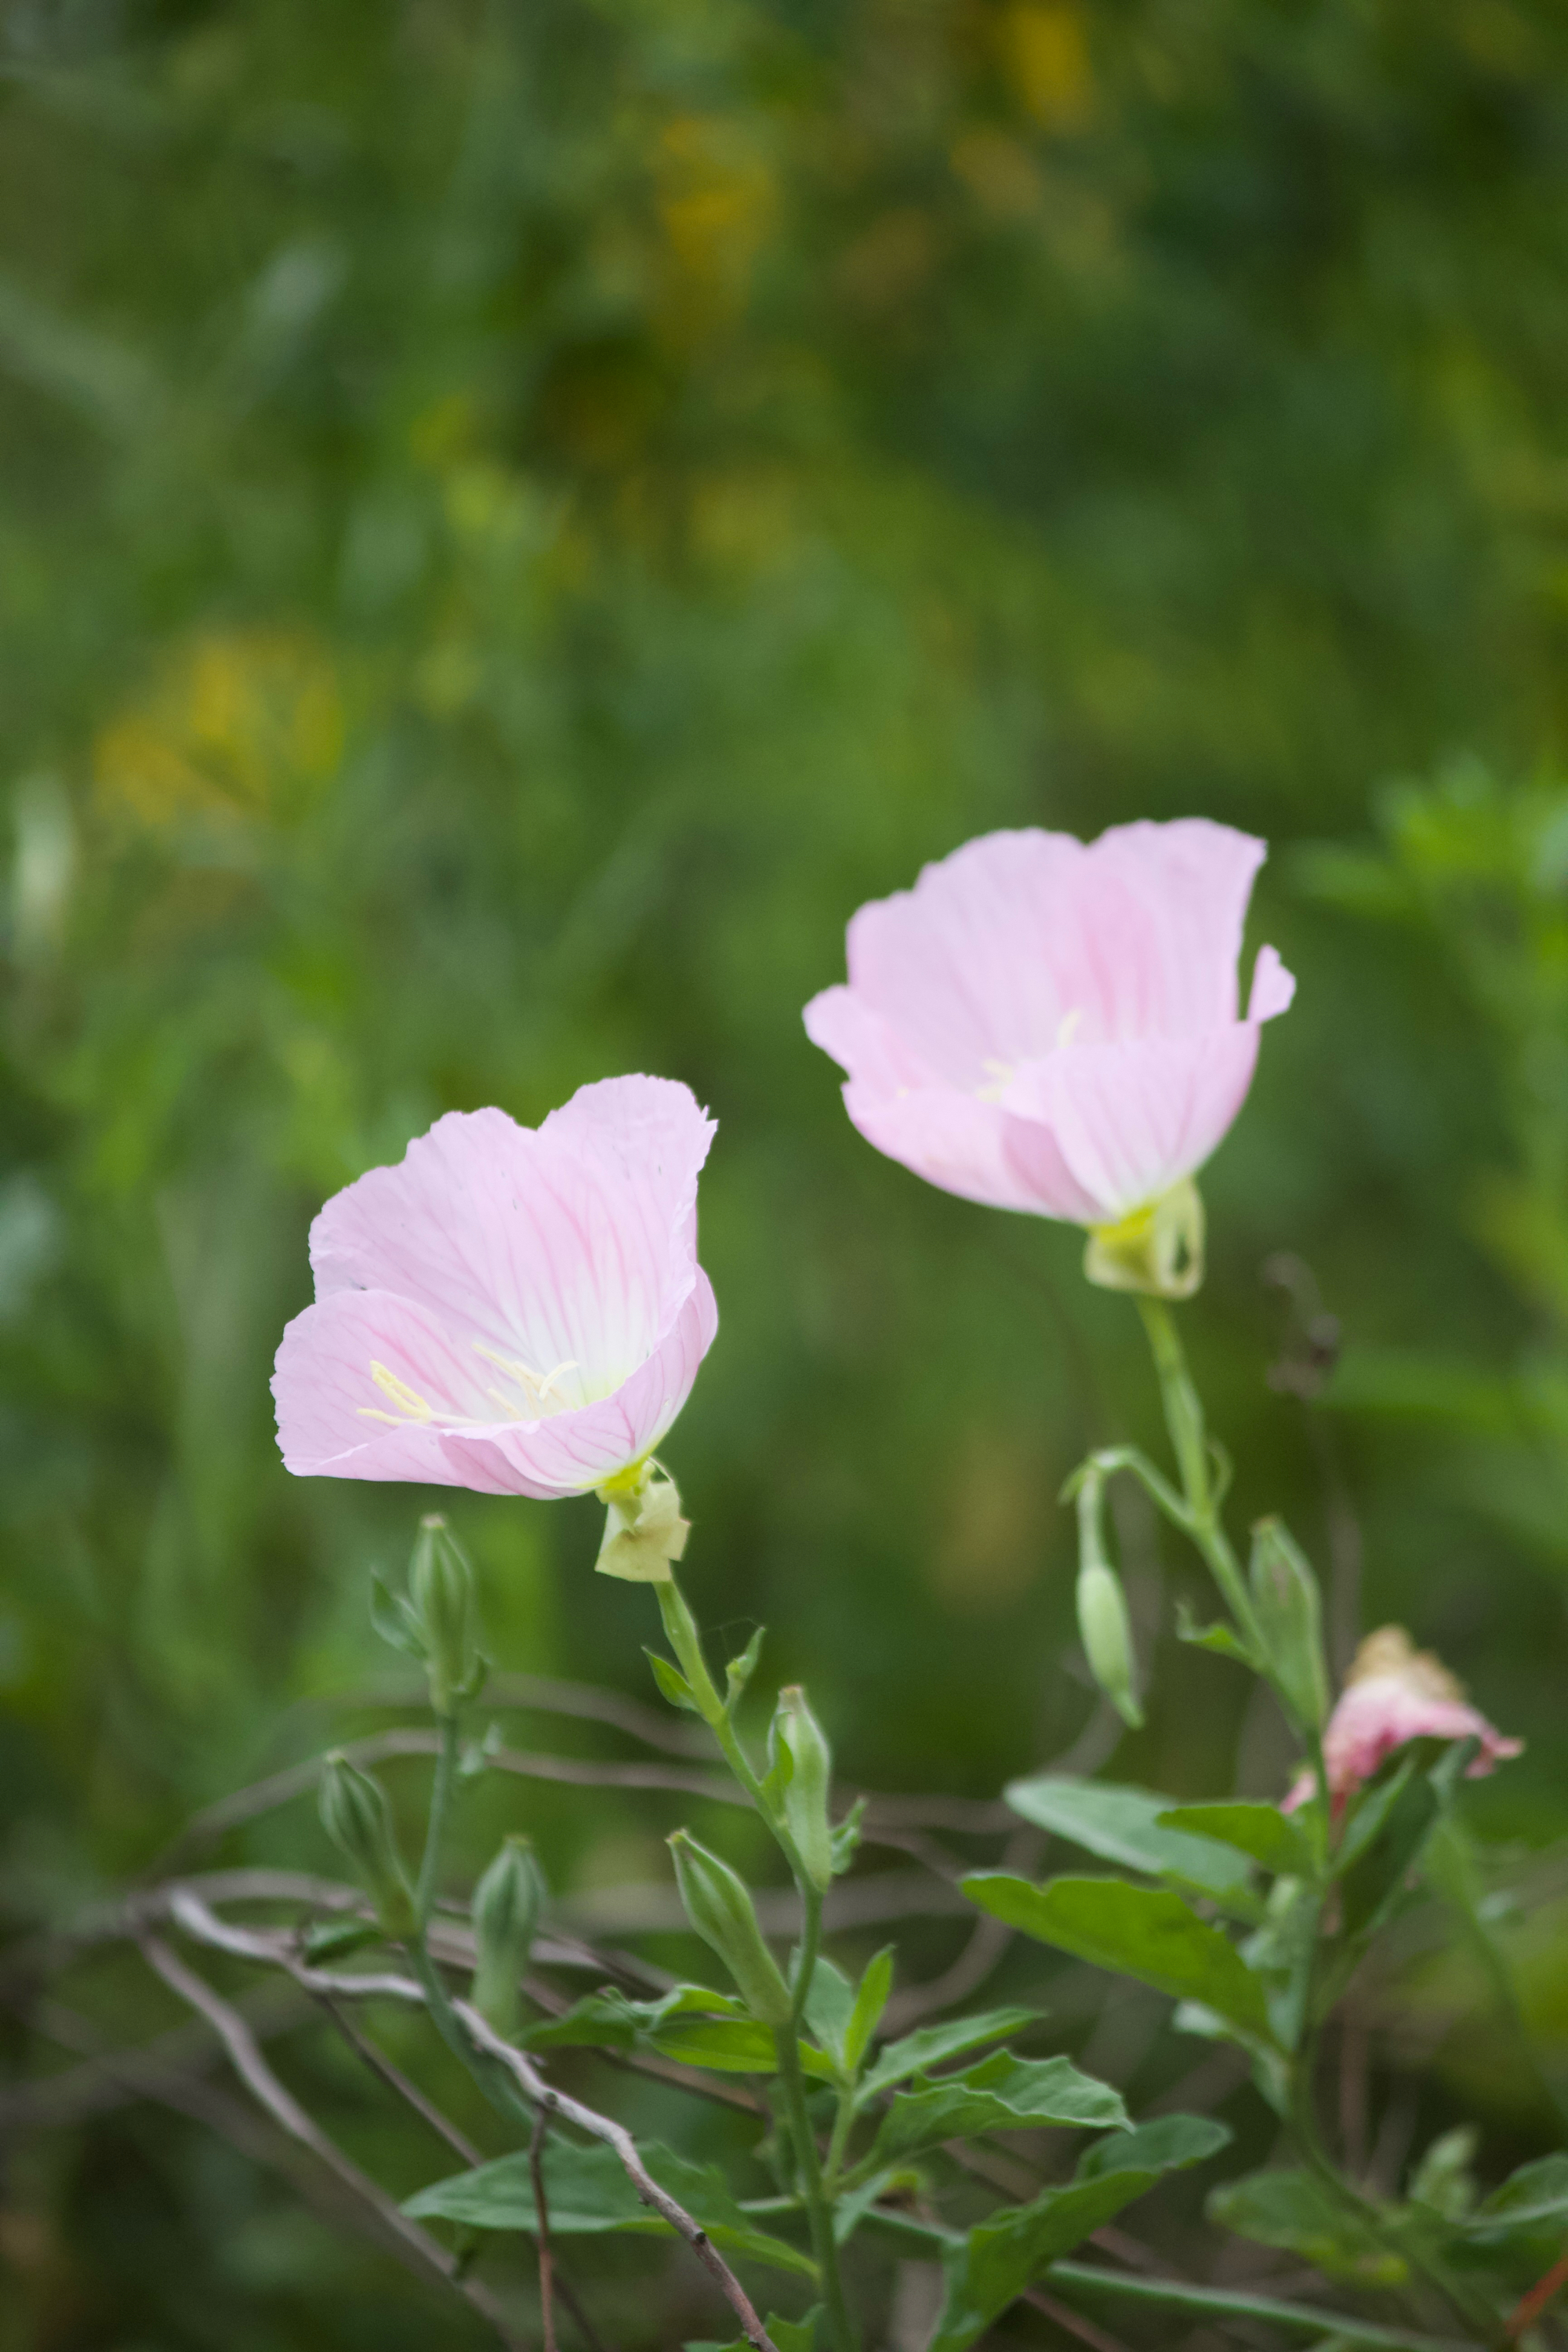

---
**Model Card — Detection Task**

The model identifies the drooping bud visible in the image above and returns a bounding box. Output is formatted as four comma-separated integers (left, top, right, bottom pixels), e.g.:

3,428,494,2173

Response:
319,1752,416,1936
1083,1178,1205,1301
595,1460,691,1584
1249,1517,1330,1733
667,1830,793,2026
408,1514,485,1716
1073,1475,1143,1729
470,1834,546,2041
768,1686,833,1891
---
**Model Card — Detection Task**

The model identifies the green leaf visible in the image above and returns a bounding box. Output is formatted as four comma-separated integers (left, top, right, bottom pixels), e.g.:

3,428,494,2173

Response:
932,2113,1230,2351
843,1946,895,2077
1208,2168,1408,2286
802,1953,857,2070
650,2015,836,2082
869,2050,1127,2166
1004,1775,1258,1915
404,2138,815,2277
858,2006,1040,2101
299,1917,381,1964
644,1649,701,1713
1156,1802,1312,1878
723,1625,766,1708
1338,1760,1443,1939
1175,1601,1254,1666
688,2315,818,2352
833,2164,913,2246
522,1991,643,2053
829,1795,866,1877
1464,2154,1568,2242
962,1874,1275,2045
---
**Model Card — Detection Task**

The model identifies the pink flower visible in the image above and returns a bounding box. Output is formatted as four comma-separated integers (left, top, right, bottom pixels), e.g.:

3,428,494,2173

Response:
1284,1627,1523,1813
272,1076,717,1501
803,820,1294,1229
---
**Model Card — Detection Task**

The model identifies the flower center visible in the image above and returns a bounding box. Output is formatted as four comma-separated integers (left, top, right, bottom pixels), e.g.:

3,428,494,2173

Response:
975,1011,1083,1101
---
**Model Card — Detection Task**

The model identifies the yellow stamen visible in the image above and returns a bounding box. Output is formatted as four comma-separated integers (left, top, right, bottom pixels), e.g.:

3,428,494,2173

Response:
369,1361,435,1421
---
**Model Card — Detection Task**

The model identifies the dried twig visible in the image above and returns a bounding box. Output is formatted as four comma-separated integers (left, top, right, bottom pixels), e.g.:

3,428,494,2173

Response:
157,1892,779,2352
138,1932,523,2349
530,2103,559,2352
455,1999,781,2352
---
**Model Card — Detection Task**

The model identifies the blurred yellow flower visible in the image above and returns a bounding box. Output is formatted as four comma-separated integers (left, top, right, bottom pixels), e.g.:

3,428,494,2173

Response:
95,627,343,826
998,2,1094,129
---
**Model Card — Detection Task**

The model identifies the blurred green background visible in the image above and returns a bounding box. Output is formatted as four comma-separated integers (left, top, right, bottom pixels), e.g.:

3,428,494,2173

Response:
4,0,1568,2343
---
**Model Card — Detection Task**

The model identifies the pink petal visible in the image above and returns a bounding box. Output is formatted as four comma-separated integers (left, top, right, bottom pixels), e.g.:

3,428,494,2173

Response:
839,1079,1088,1216
273,1288,495,1483
803,985,942,1097
275,1076,718,1496
307,1083,713,1406
1248,943,1296,1022
437,1276,718,1497
1000,1025,1263,1225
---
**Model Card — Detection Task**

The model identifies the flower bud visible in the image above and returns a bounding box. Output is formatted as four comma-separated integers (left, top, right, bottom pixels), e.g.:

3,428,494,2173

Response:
768,1686,833,1892
408,1514,485,1717
319,1752,415,1937
1083,1178,1205,1301
667,1830,793,2026
1249,1517,1330,1733
1073,1477,1143,1728
470,1834,546,2041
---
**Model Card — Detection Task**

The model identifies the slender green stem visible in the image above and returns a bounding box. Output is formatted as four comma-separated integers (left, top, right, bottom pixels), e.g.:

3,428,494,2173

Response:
775,2025,857,2352
415,1710,462,1928
1138,1295,1263,1651
405,1936,535,2134
655,1574,810,1882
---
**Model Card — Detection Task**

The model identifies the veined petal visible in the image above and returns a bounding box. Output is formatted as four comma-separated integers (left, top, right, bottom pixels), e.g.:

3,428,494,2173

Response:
1003,1025,1262,1224
438,1276,718,1497
840,1080,1064,1214
273,1288,496,1483
803,984,942,1097
307,1083,713,1407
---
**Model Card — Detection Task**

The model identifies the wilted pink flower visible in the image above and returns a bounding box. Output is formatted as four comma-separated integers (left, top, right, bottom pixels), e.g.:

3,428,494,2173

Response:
804,820,1294,1231
1285,1627,1522,1813
272,1076,717,1501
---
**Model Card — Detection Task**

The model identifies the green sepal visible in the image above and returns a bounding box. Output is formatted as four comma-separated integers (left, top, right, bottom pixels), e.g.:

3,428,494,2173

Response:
724,1626,765,1709
645,1649,701,1713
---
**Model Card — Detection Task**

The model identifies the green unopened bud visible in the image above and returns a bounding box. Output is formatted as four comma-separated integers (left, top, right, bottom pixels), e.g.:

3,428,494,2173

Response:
319,1753,416,1936
1083,1178,1204,1301
594,1461,691,1584
1249,1517,1330,1732
1073,1478,1143,1729
768,1686,833,1891
470,1834,546,2040
408,1515,485,1716
667,1830,793,2026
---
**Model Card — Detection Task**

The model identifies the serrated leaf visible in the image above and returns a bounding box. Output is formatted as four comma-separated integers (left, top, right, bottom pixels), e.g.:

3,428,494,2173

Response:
404,2138,815,2276
858,2006,1039,2101
932,2113,1230,2351
1157,1802,1312,1878
843,1947,895,2077
869,2050,1127,2166
645,1649,701,1713
963,1875,1275,2045
1004,1776,1258,1915
1208,2168,1407,2286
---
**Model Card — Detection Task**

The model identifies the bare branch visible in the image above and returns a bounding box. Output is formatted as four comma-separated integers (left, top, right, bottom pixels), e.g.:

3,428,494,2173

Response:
530,2104,559,2352
454,1999,780,2352
313,1990,484,2169
138,1933,524,2350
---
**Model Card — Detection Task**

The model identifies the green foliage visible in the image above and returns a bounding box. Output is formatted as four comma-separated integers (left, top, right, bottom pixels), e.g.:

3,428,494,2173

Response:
1207,2169,1409,2288
963,1873,1276,2044
867,2049,1127,2166
1003,1772,1261,1911
933,2117,1231,2352
403,2136,816,2278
